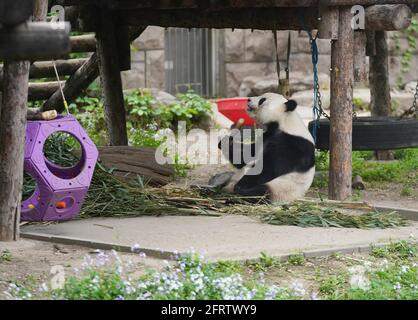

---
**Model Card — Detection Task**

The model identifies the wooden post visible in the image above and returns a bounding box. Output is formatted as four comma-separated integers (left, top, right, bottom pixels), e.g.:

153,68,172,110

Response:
0,61,30,241
329,7,354,201
96,8,128,146
369,31,394,160
354,32,368,83
0,0,47,241
33,0,48,22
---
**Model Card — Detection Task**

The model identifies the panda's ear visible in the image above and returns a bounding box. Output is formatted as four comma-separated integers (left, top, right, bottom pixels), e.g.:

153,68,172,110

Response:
285,100,297,112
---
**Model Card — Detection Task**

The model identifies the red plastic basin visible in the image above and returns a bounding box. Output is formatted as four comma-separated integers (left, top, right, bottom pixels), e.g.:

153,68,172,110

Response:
216,98,255,126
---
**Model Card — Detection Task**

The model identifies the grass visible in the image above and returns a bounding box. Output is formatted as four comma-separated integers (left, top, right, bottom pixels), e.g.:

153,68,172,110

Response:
0,250,12,263
4,240,417,300
313,148,418,193
318,274,347,297
371,240,417,260
287,253,305,266
245,252,281,271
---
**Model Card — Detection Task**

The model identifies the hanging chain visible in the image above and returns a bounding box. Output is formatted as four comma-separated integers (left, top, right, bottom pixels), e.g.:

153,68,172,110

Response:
309,34,329,120
400,80,418,119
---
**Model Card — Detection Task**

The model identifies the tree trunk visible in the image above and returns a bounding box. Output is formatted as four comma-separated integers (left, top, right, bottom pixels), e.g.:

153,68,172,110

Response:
369,31,394,160
96,9,128,146
0,61,30,241
329,7,354,201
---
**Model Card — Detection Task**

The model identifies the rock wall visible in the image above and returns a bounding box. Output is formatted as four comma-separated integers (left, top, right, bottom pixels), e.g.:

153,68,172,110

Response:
122,27,418,98
121,26,165,90
225,29,418,97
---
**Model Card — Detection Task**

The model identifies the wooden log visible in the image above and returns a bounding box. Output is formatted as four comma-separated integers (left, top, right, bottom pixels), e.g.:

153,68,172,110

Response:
365,4,412,31
329,7,354,201
0,22,71,61
96,8,128,146
95,146,174,186
70,34,97,52
0,59,87,85
0,60,30,241
369,31,394,161
27,81,65,101
120,8,318,30
43,54,99,111
31,59,87,78
42,27,145,113
120,5,411,31
0,0,34,25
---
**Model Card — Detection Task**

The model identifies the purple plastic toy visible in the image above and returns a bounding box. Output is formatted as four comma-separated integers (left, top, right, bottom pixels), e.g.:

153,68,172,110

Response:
22,115,98,221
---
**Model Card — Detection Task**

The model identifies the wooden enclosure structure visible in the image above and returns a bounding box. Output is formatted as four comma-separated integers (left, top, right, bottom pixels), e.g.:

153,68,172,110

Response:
0,0,417,240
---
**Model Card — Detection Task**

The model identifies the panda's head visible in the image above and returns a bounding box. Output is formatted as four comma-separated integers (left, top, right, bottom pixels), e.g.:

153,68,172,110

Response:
247,93,314,143
247,93,297,124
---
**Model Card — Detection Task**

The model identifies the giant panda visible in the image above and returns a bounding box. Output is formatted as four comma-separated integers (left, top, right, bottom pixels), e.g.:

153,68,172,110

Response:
218,93,315,202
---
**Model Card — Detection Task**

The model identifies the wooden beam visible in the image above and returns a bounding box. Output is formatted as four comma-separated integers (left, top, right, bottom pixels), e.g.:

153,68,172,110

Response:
64,0,418,9
121,8,317,30
43,54,99,111
70,34,97,52
0,22,71,61
42,27,145,113
0,61,30,241
0,59,87,85
120,5,411,31
365,4,412,31
28,81,65,100
329,7,354,201
96,8,128,146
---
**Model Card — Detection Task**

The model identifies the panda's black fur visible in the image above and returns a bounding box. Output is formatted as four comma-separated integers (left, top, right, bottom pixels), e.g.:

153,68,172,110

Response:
218,93,315,202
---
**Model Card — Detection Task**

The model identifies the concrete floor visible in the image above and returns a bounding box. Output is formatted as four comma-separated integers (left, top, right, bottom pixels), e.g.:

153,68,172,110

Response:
22,215,418,261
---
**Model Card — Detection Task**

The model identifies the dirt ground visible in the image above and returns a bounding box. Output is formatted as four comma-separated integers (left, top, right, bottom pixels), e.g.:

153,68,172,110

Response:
1,238,413,300
2,159,416,299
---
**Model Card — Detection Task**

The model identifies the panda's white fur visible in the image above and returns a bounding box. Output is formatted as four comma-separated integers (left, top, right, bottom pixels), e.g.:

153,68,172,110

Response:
219,93,315,202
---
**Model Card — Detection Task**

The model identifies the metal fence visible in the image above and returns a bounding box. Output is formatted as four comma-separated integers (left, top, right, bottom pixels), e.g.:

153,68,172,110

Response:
164,28,221,98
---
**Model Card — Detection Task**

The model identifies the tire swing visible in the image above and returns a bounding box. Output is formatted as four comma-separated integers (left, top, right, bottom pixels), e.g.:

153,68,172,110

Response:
305,33,418,151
